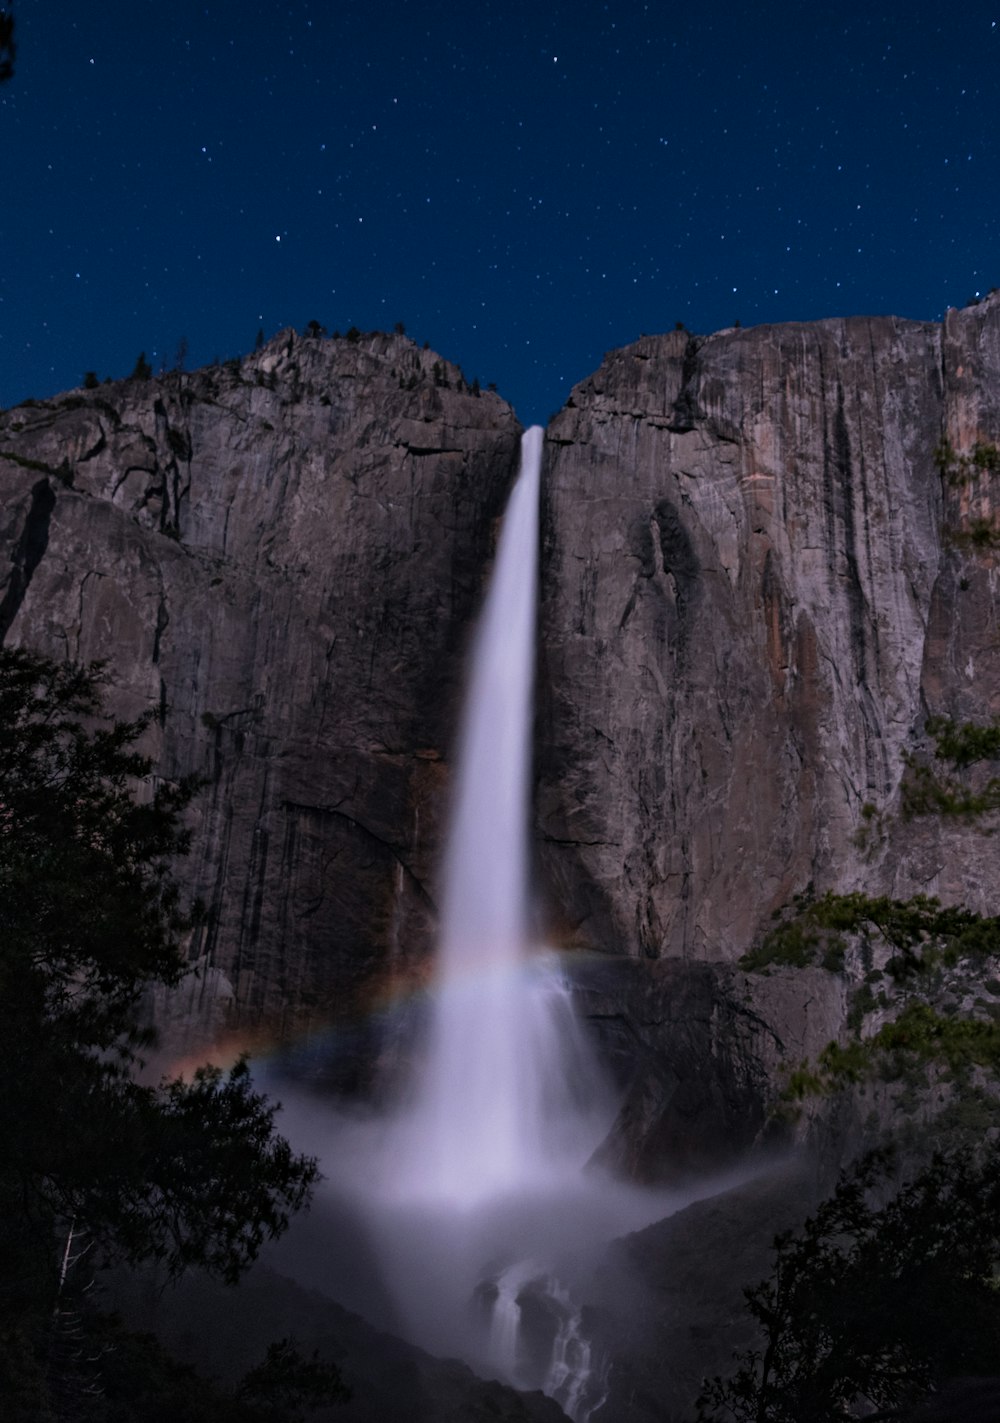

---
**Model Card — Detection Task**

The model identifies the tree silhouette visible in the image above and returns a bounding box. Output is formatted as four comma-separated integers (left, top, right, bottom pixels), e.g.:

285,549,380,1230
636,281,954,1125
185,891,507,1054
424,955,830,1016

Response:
0,648,319,1413
0,9,15,84
696,1146,1000,1422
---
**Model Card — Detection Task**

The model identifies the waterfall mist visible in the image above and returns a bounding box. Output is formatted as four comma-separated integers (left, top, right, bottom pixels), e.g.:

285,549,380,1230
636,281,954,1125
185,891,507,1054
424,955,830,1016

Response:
264,427,685,1419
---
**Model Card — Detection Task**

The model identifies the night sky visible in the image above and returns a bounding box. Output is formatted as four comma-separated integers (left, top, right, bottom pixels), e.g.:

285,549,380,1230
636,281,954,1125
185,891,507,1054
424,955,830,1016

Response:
2,1,998,425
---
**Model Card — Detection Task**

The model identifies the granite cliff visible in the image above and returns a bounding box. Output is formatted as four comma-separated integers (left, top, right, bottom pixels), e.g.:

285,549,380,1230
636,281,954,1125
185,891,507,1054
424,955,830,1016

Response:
0,330,521,1068
2,302,1000,1159
540,301,1000,957
537,295,1000,1173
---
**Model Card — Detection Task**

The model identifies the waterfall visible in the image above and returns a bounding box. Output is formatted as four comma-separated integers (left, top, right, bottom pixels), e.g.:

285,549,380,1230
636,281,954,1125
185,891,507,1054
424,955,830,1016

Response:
542,1277,610,1422
403,424,546,1201
387,425,611,1208
273,427,682,1422
489,1259,538,1378
488,1263,610,1423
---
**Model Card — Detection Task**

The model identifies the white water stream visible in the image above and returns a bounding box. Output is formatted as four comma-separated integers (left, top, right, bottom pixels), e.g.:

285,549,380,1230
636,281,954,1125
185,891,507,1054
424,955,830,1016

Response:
275,428,682,1420
384,425,612,1207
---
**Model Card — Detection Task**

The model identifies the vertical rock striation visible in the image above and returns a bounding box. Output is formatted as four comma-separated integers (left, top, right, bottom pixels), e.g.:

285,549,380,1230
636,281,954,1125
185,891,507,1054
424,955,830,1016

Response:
538,297,1000,965
9,309,1000,1422
3,299,1000,1137
0,331,522,1059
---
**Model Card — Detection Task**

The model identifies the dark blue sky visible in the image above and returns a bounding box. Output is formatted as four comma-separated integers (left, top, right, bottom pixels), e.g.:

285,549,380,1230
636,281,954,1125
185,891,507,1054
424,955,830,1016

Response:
2,1,998,424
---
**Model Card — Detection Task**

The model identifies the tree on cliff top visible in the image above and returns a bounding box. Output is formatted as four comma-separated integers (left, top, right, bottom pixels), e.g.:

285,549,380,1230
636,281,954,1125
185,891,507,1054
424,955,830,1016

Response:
0,647,320,1411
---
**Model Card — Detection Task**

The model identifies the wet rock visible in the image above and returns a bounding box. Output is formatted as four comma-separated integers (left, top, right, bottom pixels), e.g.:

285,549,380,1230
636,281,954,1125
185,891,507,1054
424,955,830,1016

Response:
574,957,844,1180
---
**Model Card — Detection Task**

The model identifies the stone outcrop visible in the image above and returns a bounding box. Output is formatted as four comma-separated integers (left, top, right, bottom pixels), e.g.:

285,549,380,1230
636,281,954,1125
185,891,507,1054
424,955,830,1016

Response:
539,298,1000,965
584,1158,828,1423
576,958,844,1180
0,331,521,1063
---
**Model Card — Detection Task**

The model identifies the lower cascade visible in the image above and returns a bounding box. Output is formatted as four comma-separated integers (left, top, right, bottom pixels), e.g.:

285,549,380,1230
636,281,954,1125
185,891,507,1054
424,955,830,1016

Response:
484,1264,609,1421
273,426,676,1418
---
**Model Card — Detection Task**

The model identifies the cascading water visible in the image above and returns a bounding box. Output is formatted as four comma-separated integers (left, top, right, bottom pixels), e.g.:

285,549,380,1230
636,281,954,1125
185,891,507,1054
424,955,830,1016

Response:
385,424,611,1206
272,427,682,1421
543,1277,610,1420
345,427,616,1412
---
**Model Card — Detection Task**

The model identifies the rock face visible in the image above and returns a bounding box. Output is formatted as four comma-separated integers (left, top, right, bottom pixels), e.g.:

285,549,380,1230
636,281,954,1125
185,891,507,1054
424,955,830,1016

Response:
5,304,1000,1422
585,1160,827,1423
575,958,844,1180
0,331,521,1064
3,300,1000,1140
539,299,1000,965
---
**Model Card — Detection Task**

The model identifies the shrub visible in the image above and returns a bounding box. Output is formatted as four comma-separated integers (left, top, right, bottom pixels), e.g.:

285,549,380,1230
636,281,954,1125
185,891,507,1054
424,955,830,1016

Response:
697,1144,1000,1422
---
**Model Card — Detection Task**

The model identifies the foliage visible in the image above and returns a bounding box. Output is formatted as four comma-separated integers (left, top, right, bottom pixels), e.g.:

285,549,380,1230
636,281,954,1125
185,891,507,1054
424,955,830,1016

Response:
742,890,992,978
944,517,1000,550
0,648,319,1409
923,713,1000,768
741,891,824,969
846,981,879,1032
751,886,1000,1106
729,464,1000,1415
874,1001,1000,1076
902,760,1000,817
813,1037,872,1086
902,714,1000,818
130,351,153,380
66,1318,348,1423
0,649,197,1010
935,438,1000,548
0,7,13,83
238,1337,351,1418
696,1145,1000,1422
783,1003,1000,1104
743,917,821,970
934,437,1000,487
